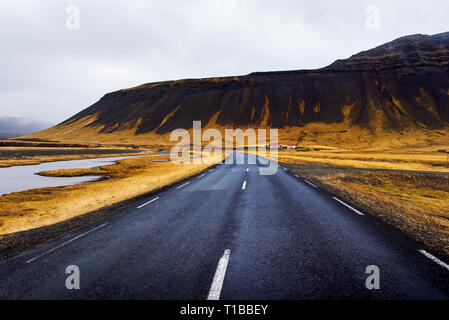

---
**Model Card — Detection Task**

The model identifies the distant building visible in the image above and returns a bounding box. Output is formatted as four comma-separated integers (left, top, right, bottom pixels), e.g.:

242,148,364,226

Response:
268,143,281,149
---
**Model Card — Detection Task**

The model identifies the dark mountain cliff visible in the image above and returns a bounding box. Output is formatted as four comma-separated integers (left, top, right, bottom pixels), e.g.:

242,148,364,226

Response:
48,32,449,140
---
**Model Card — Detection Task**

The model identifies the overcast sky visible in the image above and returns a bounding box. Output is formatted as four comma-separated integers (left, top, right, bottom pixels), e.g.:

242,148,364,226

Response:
1,0,448,125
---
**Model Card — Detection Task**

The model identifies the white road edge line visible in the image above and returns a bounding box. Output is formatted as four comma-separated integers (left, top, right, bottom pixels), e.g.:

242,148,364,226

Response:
26,223,108,264
242,181,247,190
209,169,215,172
304,180,317,188
177,181,190,189
197,174,206,180
419,250,449,271
137,197,160,209
207,249,231,300
332,197,364,216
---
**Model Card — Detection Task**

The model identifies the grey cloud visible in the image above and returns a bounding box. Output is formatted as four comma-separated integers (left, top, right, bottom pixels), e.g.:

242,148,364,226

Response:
0,116,53,137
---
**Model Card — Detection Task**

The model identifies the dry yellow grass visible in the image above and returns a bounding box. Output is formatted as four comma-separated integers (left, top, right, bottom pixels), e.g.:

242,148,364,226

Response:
255,148,449,173
0,152,224,235
37,168,108,177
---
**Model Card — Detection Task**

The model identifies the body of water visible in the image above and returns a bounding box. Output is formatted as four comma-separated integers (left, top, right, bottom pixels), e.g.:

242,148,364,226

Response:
0,154,166,196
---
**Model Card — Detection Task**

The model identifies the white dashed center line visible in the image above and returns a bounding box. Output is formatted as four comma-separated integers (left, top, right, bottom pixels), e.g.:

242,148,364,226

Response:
26,223,108,264
246,168,249,172
419,250,449,271
304,180,317,188
177,181,190,189
242,181,247,190
207,249,231,300
137,197,159,209
332,197,364,216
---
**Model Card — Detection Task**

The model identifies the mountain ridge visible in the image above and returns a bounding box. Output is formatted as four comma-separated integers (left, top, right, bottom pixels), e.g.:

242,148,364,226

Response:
27,32,449,148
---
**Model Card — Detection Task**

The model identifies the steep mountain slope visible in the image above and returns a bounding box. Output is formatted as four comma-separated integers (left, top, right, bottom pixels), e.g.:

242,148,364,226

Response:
28,32,449,149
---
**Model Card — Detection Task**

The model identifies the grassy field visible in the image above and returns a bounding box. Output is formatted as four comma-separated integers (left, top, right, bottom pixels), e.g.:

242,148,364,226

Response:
0,153,223,235
273,148,449,172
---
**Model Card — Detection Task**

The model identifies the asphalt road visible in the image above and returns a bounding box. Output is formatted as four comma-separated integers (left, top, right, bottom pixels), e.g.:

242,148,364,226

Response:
0,152,448,299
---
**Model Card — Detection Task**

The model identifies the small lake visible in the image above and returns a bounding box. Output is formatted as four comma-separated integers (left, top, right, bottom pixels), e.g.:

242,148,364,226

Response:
0,154,166,197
